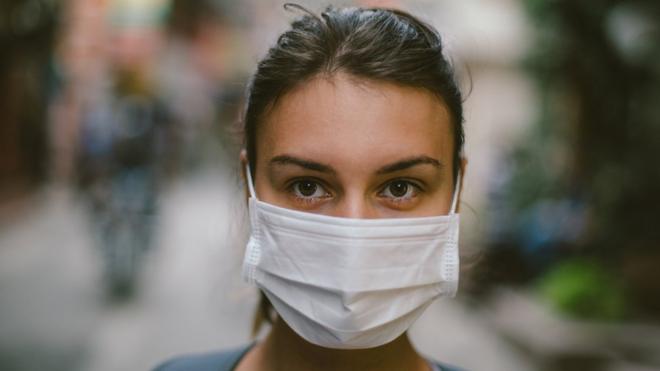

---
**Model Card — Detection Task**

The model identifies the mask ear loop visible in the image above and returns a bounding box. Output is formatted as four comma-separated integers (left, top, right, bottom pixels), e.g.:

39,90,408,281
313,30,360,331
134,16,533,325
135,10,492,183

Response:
450,170,461,214
245,164,257,199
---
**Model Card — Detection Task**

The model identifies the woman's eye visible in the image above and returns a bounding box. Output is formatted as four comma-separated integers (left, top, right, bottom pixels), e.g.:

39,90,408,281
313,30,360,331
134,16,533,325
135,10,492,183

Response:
380,180,419,201
291,180,329,199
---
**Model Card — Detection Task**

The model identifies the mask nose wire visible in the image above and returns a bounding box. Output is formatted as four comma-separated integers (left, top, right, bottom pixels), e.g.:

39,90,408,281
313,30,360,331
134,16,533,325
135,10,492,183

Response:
245,164,258,200
449,170,461,215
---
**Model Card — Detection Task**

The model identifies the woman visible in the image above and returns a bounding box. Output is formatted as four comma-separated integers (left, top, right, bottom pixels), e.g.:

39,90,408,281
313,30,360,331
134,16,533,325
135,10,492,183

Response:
155,4,466,371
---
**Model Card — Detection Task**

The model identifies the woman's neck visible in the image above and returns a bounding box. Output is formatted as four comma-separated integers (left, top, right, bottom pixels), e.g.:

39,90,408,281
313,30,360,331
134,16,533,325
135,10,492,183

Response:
238,319,430,371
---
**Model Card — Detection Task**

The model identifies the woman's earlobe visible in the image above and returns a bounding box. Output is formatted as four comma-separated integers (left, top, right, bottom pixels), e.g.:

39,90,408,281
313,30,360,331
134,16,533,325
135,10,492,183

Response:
460,157,468,180
457,157,468,212
240,149,248,167
240,149,250,202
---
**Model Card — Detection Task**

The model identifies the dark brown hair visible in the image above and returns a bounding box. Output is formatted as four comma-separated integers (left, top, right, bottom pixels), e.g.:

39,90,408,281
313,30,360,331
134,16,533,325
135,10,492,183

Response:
244,4,464,177
242,3,465,334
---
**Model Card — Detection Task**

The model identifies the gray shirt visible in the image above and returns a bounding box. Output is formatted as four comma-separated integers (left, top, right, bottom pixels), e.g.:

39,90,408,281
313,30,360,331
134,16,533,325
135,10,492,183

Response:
153,343,465,371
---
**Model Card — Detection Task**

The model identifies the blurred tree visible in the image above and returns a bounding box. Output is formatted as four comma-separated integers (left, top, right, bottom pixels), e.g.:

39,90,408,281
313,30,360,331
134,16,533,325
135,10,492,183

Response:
477,0,660,320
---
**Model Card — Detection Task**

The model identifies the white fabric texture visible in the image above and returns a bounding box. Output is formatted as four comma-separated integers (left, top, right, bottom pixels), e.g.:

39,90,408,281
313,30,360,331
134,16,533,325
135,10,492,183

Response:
242,165,461,349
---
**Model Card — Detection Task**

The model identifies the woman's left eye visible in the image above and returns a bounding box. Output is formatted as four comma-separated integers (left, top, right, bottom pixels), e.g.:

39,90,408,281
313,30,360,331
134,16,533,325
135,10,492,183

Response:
290,180,330,199
379,180,420,201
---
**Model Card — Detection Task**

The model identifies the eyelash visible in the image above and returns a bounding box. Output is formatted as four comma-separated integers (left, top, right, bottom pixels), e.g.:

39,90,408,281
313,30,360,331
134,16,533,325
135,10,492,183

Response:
287,178,332,204
286,178,423,205
377,179,422,203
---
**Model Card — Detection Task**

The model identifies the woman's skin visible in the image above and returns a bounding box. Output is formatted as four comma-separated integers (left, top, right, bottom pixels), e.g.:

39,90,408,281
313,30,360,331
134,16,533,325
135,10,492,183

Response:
238,72,465,371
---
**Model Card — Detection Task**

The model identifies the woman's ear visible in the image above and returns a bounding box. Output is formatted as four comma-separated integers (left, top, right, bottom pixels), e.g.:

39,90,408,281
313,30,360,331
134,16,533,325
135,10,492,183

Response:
457,156,468,213
240,149,250,202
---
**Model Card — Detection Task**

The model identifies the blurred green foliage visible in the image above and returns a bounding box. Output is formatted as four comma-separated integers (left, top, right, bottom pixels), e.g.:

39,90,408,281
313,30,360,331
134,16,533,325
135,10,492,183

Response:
478,0,660,320
537,259,626,321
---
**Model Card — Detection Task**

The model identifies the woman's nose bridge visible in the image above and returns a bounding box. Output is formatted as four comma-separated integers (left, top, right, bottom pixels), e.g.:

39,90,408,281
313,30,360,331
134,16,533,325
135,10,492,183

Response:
335,190,376,219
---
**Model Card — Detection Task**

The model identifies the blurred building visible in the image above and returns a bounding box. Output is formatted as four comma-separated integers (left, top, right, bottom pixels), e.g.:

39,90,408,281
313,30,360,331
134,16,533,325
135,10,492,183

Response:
0,0,58,201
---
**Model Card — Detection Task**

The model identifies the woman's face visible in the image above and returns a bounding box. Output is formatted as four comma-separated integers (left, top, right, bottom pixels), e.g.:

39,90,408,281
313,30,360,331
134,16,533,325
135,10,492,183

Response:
251,73,458,218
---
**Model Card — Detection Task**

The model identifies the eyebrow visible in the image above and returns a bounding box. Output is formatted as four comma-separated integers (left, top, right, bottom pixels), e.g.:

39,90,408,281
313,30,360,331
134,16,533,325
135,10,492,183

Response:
376,155,442,174
269,155,336,175
268,154,441,175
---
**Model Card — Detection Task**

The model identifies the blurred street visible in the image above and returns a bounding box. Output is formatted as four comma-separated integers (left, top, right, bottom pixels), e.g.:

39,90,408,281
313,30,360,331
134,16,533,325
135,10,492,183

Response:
0,165,536,371
3,1,660,370
0,166,256,371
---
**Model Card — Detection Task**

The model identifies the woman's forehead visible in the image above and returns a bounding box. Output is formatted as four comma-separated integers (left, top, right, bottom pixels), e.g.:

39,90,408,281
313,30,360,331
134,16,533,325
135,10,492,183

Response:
257,73,454,171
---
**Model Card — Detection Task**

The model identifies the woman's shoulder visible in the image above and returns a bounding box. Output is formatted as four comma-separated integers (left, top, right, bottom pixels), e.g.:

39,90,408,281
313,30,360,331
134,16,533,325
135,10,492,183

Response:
152,343,253,371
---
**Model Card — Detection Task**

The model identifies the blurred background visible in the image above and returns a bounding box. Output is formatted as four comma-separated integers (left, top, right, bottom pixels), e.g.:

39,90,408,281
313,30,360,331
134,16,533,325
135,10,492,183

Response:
1,0,659,370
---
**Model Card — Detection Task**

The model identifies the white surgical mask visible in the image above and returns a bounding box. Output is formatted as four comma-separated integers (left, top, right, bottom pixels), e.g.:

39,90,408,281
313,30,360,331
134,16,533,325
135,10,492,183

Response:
242,165,461,349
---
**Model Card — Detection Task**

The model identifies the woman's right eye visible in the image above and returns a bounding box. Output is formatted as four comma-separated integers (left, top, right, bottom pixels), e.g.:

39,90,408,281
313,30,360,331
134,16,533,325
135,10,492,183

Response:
290,180,330,200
